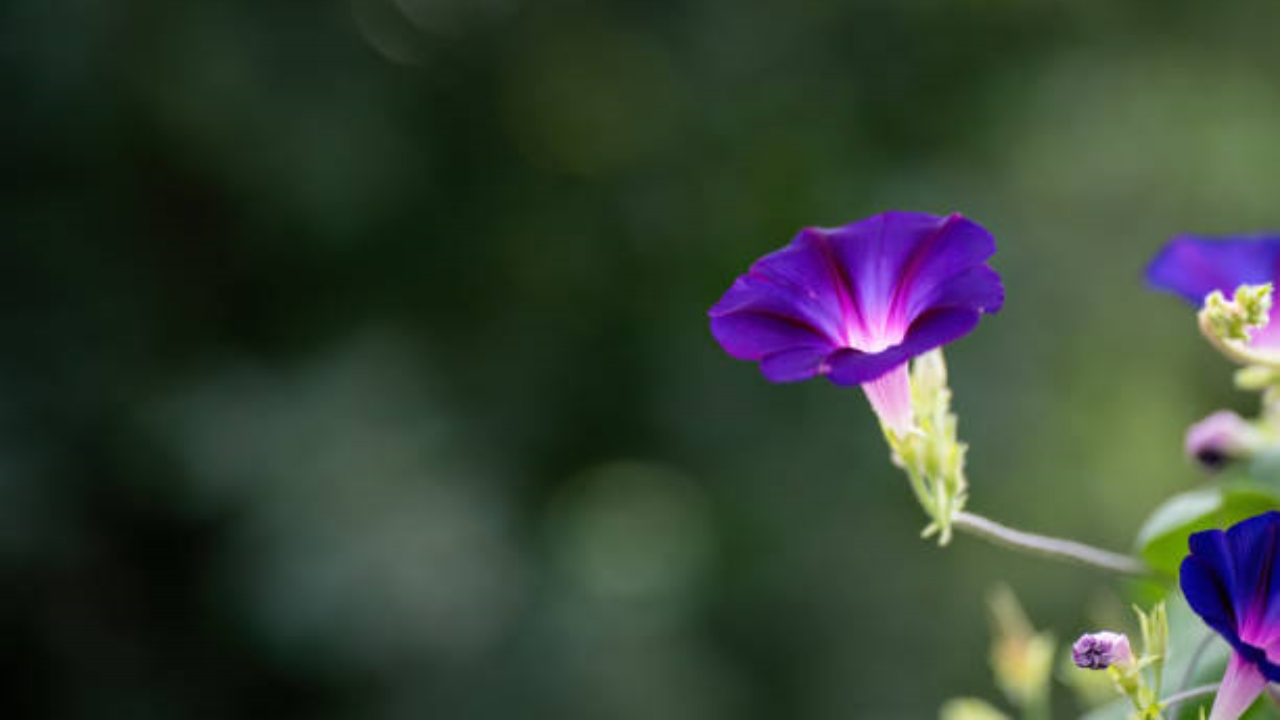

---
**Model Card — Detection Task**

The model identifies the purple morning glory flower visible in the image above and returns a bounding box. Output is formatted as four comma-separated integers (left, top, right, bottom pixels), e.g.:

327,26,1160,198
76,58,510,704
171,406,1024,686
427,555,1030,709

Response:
1147,234,1280,350
1181,511,1280,720
708,211,1004,431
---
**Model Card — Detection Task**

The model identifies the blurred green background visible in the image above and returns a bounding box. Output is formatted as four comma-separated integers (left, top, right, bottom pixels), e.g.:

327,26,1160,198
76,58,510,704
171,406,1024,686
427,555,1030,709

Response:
6,0,1280,717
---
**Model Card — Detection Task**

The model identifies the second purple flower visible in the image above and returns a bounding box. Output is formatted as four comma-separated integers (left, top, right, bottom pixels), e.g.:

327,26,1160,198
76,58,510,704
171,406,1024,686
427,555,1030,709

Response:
1147,234,1280,350
708,211,1004,431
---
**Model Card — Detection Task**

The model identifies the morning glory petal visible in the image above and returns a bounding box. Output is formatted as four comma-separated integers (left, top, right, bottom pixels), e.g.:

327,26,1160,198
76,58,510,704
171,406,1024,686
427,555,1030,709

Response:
1182,510,1280,719
1147,234,1280,349
709,211,1003,431
825,308,982,386
709,309,834,363
1147,235,1280,304
1181,550,1242,648
759,346,834,384
1225,512,1280,644
823,212,1000,346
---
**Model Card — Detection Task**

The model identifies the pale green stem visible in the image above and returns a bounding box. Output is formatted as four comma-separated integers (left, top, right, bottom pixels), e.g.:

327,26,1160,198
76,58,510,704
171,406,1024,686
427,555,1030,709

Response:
952,511,1150,576
1161,683,1218,716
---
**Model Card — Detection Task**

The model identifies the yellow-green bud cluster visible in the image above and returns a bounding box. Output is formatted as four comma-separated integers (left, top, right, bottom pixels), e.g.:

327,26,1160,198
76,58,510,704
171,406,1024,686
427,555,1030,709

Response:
885,349,969,544
1201,283,1272,343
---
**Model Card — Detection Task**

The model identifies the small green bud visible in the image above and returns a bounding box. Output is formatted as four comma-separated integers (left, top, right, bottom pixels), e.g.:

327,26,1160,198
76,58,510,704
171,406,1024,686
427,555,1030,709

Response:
1137,602,1168,670
1236,364,1280,391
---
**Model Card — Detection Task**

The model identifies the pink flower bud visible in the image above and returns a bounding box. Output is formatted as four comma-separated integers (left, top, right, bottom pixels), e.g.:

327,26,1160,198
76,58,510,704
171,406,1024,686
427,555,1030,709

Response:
1071,631,1133,670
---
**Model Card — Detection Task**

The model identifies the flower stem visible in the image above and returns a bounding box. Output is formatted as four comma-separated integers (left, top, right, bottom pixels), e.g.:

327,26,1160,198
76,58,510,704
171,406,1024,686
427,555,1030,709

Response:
1160,682,1218,715
951,511,1150,576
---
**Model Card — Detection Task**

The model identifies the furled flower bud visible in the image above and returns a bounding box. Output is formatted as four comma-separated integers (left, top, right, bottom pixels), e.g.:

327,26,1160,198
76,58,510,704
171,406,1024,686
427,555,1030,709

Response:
1185,410,1262,471
1071,631,1133,670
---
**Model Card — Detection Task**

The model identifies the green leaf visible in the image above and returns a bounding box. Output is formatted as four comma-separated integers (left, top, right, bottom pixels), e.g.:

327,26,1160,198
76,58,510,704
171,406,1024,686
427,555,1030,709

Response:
1135,481,1280,577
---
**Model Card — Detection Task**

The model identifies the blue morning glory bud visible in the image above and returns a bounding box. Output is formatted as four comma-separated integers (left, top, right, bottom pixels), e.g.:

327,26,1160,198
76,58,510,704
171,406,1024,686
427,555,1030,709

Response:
1071,631,1134,670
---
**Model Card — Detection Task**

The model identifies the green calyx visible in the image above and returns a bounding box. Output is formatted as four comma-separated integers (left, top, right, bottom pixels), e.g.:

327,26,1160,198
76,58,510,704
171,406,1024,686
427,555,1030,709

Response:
885,349,969,545
1096,603,1168,719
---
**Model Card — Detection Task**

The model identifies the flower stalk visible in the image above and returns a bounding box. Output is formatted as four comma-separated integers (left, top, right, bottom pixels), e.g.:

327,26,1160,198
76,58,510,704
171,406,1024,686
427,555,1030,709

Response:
952,511,1150,576
884,351,1152,576
1160,683,1219,716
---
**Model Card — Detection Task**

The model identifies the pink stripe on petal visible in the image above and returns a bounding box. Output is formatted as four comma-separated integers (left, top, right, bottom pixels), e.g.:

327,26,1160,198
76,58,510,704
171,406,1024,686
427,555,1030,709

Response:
860,363,913,433
707,212,1002,399
1210,652,1268,720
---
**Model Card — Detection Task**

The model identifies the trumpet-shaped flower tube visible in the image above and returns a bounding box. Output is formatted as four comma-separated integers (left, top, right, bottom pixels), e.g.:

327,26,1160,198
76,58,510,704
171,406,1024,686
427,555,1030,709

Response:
1180,511,1280,720
1147,234,1280,350
708,211,1004,432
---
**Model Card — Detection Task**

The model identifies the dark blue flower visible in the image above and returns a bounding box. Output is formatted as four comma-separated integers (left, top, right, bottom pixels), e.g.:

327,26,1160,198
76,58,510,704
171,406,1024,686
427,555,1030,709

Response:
1181,511,1280,719
707,211,1004,431
1147,234,1280,350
